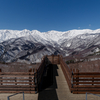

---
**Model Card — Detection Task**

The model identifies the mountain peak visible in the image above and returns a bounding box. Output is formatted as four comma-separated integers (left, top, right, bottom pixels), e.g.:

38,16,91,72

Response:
0,29,100,43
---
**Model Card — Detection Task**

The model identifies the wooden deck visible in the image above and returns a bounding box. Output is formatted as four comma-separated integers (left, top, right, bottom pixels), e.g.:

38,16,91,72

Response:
0,64,100,100
56,65,100,100
0,55,100,99
38,64,100,100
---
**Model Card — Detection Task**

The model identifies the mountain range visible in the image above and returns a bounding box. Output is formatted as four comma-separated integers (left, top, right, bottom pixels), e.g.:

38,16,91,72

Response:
0,29,100,63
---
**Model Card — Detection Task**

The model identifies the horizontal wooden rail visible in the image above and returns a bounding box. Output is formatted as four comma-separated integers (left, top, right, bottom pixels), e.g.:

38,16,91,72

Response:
72,69,100,94
73,82,100,84
73,75,100,78
74,72,100,75
0,79,34,81
72,88,100,91
73,85,100,88
0,75,35,78
73,79,100,81
0,88,35,90
0,85,36,87
0,72,35,75
0,82,35,84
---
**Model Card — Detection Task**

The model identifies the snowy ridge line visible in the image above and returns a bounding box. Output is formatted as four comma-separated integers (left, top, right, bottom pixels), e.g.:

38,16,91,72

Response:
0,29,100,44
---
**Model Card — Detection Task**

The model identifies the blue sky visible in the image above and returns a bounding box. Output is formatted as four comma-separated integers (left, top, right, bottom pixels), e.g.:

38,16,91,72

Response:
0,0,100,32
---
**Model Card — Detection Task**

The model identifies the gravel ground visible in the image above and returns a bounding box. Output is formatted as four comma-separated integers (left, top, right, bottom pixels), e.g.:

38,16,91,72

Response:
0,93,38,100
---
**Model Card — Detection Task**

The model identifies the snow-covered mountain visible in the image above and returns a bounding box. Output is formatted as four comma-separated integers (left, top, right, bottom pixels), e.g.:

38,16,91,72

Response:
1,29,100,44
0,29,100,63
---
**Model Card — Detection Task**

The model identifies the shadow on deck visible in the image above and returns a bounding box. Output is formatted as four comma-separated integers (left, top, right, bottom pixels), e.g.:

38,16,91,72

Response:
38,64,59,100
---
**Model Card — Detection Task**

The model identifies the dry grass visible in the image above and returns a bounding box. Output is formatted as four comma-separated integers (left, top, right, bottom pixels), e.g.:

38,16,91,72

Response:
0,63,40,72
69,60,100,72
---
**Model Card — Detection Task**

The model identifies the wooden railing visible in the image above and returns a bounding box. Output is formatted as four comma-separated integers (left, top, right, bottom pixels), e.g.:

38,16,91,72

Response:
0,71,36,93
1,55,100,94
51,55,100,94
72,70,100,94
47,55,60,64
59,55,72,92
0,56,46,93
36,56,46,92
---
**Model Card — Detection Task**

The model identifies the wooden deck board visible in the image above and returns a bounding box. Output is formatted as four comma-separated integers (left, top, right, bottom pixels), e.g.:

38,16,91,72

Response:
56,64,100,100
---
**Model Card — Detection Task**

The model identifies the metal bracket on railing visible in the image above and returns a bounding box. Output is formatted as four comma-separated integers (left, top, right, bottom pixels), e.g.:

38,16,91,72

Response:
7,92,25,100
71,84,73,88
72,71,74,75
71,71,73,85
34,70,38,93
86,92,100,100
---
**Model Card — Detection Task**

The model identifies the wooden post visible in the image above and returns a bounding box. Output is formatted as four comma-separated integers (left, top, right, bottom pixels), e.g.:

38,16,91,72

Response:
73,69,75,85
76,69,79,85
71,68,73,88
15,77,17,85
0,69,2,85
29,68,32,93
72,69,75,74
33,68,35,86
36,69,38,93
92,77,94,85
33,68,35,83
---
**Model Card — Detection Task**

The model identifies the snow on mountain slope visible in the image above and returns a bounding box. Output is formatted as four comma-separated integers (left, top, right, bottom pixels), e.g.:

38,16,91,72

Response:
0,36,62,63
0,29,100,63
1,29,100,44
